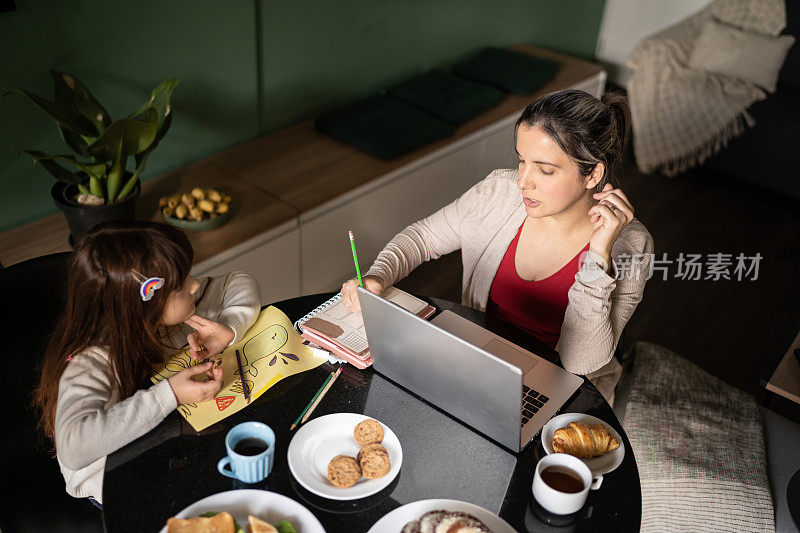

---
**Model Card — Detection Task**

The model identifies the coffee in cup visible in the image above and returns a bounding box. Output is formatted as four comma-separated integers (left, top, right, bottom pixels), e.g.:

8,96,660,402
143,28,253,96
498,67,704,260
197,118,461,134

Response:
233,437,270,456
217,421,275,483
540,466,585,493
532,453,600,515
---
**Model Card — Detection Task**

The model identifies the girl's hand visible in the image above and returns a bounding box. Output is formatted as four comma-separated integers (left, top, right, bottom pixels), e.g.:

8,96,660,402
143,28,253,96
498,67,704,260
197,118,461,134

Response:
167,361,223,404
588,183,635,269
184,314,235,360
341,275,385,312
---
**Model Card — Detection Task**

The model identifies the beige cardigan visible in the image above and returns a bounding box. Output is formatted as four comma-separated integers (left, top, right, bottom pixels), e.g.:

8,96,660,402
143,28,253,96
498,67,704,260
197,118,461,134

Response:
54,271,261,503
365,169,654,404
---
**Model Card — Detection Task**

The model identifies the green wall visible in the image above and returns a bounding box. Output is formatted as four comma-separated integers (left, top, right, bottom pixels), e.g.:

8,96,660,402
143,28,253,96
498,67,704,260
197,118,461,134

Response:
0,0,605,233
260,0,605,131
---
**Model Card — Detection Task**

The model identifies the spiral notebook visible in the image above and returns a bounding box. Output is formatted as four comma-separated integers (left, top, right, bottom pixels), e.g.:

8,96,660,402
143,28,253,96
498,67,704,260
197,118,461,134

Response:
295,287,435,369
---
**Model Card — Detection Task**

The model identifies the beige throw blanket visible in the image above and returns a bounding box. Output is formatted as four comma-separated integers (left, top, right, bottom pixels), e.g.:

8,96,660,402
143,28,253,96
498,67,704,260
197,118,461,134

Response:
627,0,786,175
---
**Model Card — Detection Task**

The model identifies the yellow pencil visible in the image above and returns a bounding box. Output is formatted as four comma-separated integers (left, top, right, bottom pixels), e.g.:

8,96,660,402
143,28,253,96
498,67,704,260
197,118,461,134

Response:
299,367,343,426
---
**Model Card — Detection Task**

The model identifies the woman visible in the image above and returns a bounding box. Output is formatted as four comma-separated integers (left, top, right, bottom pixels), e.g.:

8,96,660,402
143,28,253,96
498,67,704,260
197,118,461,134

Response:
342,90,653,404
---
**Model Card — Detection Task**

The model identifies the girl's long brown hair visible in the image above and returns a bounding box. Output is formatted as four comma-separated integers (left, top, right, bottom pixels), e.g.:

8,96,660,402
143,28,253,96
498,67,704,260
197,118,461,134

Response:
34,221,193,443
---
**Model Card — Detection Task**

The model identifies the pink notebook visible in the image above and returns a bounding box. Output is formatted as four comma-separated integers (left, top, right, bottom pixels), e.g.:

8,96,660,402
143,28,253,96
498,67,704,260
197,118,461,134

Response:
295,287,435,369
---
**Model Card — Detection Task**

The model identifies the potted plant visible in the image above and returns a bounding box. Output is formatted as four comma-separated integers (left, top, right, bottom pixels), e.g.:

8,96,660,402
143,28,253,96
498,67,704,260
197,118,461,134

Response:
2,72,178,242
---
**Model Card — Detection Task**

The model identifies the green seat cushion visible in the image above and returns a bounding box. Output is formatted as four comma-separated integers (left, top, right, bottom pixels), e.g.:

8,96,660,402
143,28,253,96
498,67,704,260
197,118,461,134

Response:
315,95,456,160
452,47,560,95
387,70,505,125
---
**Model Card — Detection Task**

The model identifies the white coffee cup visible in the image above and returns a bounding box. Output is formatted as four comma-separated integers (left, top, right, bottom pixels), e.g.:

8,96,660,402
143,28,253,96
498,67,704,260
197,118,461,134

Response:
532,453,601,515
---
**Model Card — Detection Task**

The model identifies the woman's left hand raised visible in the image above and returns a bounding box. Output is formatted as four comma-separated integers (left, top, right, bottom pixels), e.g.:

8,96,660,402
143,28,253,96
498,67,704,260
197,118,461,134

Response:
588,183,634,269
184,314,235,360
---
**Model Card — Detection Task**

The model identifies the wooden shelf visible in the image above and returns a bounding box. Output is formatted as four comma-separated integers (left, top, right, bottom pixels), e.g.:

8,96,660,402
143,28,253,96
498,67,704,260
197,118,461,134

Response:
0,44,602,268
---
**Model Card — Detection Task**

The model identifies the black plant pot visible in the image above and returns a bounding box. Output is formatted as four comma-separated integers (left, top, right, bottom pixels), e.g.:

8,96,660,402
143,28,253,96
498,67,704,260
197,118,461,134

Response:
51,179,141,245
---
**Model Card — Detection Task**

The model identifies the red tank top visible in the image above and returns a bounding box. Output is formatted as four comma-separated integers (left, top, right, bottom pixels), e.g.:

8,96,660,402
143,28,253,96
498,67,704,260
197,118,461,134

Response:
487,222,589,348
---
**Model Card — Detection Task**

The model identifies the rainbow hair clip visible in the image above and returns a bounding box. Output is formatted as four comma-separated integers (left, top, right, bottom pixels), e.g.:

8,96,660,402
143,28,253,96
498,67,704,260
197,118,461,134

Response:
131,269,165,302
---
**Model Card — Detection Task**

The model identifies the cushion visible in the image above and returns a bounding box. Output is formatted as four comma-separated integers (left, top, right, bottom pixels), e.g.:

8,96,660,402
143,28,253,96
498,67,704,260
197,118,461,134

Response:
387,70,505,125
451,47,560,95
712,0,788,35
687,19,796,92
315,95,455,160
624,342,774,532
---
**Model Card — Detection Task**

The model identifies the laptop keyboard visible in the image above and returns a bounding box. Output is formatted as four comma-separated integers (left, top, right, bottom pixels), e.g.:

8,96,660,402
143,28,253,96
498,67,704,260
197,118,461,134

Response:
521,385,550,426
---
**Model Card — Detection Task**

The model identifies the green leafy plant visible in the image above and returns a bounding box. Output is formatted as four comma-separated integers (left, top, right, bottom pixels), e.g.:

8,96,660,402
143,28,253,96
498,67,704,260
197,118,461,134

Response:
2,72,178,204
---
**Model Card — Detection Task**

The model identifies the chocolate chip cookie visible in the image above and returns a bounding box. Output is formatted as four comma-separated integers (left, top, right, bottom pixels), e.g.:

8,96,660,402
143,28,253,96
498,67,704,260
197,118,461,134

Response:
359,448,391,479
327,455,361,488
356,443,388,463
353,419,384,446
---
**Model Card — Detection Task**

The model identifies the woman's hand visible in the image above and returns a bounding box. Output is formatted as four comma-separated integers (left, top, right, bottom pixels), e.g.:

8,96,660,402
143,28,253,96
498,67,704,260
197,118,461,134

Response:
341,275,385,312
184,314,235,360
167,361,223,404
588,183,635,269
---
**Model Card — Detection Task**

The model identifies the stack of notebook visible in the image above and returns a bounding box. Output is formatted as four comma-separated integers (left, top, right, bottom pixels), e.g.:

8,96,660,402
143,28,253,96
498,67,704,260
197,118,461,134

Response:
295,287,435,369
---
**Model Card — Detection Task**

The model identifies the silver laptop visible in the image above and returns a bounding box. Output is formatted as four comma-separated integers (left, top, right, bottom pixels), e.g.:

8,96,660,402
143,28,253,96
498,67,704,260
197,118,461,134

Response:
358,287,583,452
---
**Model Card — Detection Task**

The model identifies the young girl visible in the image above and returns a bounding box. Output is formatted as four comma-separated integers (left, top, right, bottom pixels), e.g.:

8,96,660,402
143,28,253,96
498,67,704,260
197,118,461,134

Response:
342,90,654,405
34,221,261,506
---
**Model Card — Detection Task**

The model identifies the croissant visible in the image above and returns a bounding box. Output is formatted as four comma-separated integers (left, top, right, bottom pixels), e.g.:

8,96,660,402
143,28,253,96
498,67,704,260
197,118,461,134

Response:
552,422,619,458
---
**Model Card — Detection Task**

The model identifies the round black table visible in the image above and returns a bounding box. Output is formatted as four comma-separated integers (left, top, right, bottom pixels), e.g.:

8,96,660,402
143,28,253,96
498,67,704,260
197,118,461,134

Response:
103,294,641,532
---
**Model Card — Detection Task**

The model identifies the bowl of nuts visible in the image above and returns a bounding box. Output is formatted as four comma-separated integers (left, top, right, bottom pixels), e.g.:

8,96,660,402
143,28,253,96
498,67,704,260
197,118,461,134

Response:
159,187,232,231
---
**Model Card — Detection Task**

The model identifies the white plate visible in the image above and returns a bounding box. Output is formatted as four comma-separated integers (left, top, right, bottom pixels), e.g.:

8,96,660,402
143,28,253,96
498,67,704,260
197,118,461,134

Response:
158,489,324,533
367,499,516,533
541,413,625,477
287,412,403,501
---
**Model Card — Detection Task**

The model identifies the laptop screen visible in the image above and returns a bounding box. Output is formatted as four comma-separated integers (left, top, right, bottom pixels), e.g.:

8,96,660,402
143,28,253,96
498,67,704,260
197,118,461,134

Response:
358,287,525,451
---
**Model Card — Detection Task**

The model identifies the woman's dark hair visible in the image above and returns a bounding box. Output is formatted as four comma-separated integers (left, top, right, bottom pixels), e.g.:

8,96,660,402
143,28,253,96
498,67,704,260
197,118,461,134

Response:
515,89,631,191
34,220,193,443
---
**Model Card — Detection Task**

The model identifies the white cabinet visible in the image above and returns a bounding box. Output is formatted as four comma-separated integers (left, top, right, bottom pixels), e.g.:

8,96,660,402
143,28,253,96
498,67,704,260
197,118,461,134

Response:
192,222,301,305
299,141,483,294
478,115,518,179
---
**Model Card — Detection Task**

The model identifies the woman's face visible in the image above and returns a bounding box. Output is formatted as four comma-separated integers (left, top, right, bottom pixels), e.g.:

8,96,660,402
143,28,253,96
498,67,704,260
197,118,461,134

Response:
161,275,201,326
515,124,594,219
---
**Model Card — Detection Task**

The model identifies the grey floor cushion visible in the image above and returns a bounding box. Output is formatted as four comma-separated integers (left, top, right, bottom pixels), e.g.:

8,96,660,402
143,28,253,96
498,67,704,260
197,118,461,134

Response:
624,342,774,532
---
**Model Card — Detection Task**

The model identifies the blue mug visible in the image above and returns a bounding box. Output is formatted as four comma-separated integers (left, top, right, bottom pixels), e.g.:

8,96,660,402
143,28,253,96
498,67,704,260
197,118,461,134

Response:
217,422,275,483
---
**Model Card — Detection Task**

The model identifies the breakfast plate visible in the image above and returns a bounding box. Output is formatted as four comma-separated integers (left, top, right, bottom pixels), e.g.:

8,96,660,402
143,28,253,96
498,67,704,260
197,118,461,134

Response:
367,499,516,533
287,412,402,501
158,489,324,532
541,413,625,477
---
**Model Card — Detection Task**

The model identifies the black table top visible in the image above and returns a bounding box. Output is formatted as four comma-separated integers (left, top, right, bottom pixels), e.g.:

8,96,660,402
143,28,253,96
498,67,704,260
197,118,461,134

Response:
103,294,641,532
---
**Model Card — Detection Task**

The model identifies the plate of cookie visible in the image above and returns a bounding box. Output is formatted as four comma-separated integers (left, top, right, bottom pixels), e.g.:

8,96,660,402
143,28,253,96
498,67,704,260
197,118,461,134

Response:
287,413,402,500
541,413,625,478
366,499,516,533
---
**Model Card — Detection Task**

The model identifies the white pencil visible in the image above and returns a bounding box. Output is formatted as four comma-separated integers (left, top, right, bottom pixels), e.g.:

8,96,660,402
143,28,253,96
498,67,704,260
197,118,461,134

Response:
300,367,343,425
